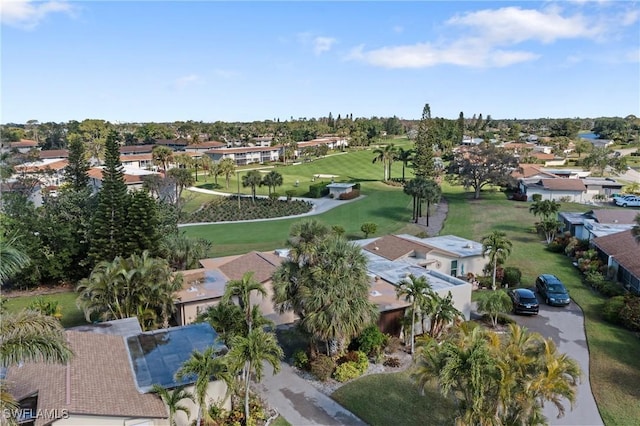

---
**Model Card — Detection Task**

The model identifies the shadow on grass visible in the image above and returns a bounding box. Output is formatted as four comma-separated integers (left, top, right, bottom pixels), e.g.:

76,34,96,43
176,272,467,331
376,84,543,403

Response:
199,183,223,190
346,177,379,183
369,206,408,222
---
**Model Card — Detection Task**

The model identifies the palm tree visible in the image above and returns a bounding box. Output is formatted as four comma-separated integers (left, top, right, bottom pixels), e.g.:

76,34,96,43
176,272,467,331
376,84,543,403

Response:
529,199,561,221
481,231,513,290
196,302,245,345
476,290,512,327
222,271,267,333
175,347,235,426
372,144,397,181
425,291,463,340
199,155,214,182
159,232,212,271
217,158,236,189
261,170,283,195
152,146,174,172
242,170,262,202
1,309,73,367
228,328,283,423
419,179,442,227
396,274,431,354
151,385,194,426
0,233,30,286
396,147,414,182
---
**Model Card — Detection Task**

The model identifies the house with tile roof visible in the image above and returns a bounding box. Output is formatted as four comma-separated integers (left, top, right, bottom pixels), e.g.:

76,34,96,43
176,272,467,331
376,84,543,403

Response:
5,322,230,426
592,230,640,294
518,177,587,202
8,139,38,153
88,166,161,193
559,209,639,240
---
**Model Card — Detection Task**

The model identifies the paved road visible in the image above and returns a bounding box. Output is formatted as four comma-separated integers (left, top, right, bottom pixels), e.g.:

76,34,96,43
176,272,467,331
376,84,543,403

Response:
256,361,368,426
506,296,604,426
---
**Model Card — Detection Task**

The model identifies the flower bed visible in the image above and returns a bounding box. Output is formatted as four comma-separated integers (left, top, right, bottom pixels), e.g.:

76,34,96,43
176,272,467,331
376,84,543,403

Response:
184,196,313,223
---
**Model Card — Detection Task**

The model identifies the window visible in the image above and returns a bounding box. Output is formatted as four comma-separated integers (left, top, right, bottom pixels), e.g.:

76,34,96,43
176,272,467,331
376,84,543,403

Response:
450,260,458,277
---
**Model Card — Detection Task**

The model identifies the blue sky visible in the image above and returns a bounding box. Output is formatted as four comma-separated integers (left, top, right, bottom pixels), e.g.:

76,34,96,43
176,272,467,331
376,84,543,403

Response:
2,0,639,123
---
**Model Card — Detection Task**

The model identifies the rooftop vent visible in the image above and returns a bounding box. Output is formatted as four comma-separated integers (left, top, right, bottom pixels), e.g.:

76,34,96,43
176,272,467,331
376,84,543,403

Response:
370,290,382,297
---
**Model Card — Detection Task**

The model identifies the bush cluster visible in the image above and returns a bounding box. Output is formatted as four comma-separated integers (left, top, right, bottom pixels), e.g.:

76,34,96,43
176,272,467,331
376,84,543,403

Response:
333,351,369,382
185,196,312,223
310,354,336,382
292,349,309,370
308,182,330,198
355,325,387,357
502,267,522,287
584,271,625,297
603,295,640,331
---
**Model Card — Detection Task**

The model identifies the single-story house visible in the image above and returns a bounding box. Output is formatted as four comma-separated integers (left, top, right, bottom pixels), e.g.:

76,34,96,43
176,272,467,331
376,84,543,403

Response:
5,319,229,426
511,164,559,180
9,139,38,153
559,209,639,240
326,182,356,198
518,178,587,202
592,230,640,294
88,167,161,193
39,149,69,160
120,144,156,156
582,178,624,200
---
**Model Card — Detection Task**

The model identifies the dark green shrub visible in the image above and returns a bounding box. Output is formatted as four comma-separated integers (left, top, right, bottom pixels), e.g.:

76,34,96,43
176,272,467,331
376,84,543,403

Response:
331,225,345,236
602,296,625,325
292,349,309,370
353,182,361,190
502,267,522,287
532,193,542,202
356,325,387,357
310,354,335,381
285,189,295,201
268,192,280,202
333,362,361,382
619,295,640,332
599,281,625,298
584,271,607,291
547,242,565,253
308,182,329,198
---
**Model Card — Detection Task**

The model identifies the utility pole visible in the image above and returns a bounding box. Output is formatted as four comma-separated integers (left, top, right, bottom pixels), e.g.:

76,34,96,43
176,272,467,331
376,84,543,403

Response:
237,170,241,210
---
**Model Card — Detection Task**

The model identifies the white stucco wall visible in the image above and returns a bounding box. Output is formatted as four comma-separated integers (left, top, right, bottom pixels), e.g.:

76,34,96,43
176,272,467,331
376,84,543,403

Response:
53,415,166,426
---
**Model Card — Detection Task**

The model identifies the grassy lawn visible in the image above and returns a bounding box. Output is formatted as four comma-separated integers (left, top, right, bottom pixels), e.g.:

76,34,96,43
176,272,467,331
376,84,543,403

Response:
3,291,87,328
332,372,456,426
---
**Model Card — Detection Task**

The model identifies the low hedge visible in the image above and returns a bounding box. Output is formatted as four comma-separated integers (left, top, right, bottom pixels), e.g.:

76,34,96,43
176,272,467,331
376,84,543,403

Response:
308,182,330,198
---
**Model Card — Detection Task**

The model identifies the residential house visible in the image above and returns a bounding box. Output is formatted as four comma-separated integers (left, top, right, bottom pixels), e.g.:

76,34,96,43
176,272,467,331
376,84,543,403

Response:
120,145,156,156
120,154,155,170
592,230,640,294
559,209,638,240
9,139,38,153
6,320,230,426
154,139,188,151
184,141,226,153
518,178,587,202
0,180,44,207
88,166,160,193
582,178,624,200
39,150,69,160
295,136,348,155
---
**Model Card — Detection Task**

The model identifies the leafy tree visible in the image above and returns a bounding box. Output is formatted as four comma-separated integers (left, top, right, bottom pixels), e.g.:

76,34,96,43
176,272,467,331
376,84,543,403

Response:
152,145,174,172
396,274,431,354
0,233,30,285
476,290,512,327
396,147,414,181
175,347,234,426
151,385,194,426
88,130,130,265
242,170,262,202
582,147,628,176
482,231,513,290
573,139,592,158
538,217,563,245
167,167,195,209
372,144,397,181
228,328,283,424
64,133,90,191
413,104,437,179
261,170,283,195
446,142,519,199
529,199,561,221
360,222,377,238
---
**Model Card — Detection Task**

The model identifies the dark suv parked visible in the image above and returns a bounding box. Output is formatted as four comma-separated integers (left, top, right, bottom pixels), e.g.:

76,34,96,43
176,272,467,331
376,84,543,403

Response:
508,288,539,315
535,274,570,306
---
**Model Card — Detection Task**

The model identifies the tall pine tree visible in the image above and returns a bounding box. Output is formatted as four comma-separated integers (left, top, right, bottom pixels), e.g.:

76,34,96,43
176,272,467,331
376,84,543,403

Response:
413,103,437,179
64,134,90,191
124,190,160,257
88,130,129,265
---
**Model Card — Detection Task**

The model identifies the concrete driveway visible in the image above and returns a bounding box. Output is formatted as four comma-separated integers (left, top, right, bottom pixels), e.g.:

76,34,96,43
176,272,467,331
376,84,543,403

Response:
506,296,604,426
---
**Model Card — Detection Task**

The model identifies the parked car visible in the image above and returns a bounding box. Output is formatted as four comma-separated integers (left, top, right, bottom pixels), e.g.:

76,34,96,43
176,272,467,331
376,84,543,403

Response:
615,195,640,207
508,288,539,315
535,274,571,306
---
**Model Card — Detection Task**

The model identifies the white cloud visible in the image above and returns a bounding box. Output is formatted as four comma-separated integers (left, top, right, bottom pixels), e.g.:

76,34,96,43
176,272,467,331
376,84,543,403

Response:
445,6,600,44
1,0,75,30
313,36,336,55
174,74,200,89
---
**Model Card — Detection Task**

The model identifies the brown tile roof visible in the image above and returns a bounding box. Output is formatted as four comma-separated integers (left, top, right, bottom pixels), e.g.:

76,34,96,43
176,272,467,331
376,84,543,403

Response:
5,331,167,425
10,140,38,148
186,141,226,149
15,159,68,173
120,144,156,155
591,209,639,225
39,149,69,159
218,251,283,282
593,230,640,278
540,178,586,191
155,139,188,146
512,164,558,179
87,168,157,185
120,153,153,162
530,152,555,160
362,235,432,261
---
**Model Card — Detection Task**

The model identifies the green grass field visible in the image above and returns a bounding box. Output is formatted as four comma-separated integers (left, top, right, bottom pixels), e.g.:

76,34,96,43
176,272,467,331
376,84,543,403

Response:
3,291,87,329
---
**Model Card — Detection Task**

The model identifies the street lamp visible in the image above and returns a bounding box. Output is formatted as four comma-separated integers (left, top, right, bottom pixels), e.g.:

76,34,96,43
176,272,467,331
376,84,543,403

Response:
237,170,241,210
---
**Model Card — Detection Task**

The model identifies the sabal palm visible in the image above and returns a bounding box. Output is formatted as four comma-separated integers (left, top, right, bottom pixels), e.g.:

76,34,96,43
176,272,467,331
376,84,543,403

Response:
482,231,513,290
396,147,414,181
476,290,513,327
160,232,212,271
286,219,330,266
228,328,283,423
0,309,72,367
217,158,236,189
242,170,262,201
528,200,561,221
372,144,397,181
152,146,174,172
151,384,194,426
222,271,267,332
175,347,234,426
261,170,283,195
396,274,431,354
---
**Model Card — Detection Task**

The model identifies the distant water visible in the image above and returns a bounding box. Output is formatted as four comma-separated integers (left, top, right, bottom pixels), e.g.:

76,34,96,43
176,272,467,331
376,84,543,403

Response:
580,132,598,140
